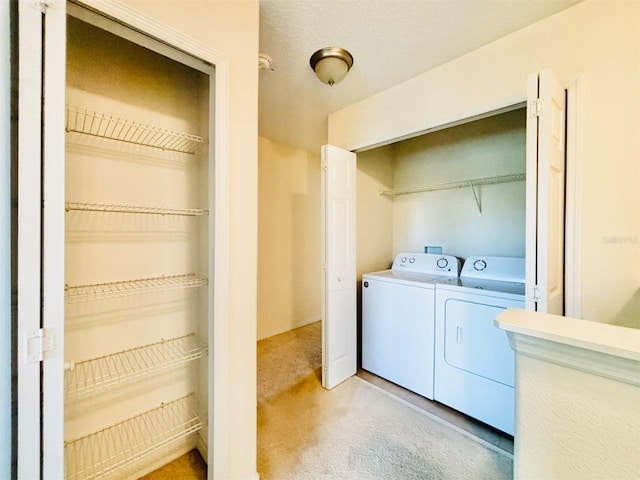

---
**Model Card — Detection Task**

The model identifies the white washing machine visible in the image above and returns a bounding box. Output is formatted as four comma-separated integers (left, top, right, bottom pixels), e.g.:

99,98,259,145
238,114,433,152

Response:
434,256,525,435
362,252,460,399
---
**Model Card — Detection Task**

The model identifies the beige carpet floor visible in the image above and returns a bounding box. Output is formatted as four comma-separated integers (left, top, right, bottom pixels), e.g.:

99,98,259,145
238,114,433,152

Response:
257,321,513,479
140,449,206,479
147,320,512,479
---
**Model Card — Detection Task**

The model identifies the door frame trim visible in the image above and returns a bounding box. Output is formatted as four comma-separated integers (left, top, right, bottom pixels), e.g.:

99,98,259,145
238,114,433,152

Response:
350,83,580,317
22,1,232,478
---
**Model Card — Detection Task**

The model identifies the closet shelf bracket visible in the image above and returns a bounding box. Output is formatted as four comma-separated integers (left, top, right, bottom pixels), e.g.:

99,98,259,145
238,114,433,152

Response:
469,181,482,215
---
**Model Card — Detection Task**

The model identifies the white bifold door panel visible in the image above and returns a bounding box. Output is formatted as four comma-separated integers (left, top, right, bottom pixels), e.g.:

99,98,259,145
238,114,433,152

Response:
525,69,567,314
321,145,357,390
17,1,67,478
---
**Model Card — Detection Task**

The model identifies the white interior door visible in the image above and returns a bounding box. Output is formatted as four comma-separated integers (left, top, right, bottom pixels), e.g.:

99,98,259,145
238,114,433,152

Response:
321,145,357,390
17,1,66,477
525,69,566,314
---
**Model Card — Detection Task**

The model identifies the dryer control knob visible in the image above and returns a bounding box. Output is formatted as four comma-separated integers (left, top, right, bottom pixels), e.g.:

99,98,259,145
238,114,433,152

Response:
473,259,487,271
401,257,407,263
409,257,416,263
437,258,448,268
363,281,369,288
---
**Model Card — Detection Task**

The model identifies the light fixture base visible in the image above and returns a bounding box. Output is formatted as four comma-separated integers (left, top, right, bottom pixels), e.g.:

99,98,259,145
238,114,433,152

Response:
258,53,273,71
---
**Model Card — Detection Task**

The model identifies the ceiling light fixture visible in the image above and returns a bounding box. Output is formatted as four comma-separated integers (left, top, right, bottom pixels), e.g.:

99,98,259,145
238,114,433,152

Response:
309,47,353,86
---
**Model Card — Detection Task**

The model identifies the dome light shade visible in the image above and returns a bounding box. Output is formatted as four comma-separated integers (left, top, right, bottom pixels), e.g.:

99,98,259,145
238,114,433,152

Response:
310,47,353,86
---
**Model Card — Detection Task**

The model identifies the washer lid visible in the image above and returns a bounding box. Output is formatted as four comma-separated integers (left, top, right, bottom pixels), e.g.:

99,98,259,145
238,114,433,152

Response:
363,269,443,287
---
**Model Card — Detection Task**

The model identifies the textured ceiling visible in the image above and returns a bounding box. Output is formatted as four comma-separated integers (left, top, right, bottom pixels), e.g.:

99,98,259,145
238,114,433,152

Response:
258,0,583,153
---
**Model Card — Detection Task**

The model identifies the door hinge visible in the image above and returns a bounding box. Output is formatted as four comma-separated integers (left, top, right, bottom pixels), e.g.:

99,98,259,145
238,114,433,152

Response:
530,99,543,118
25,328,55,363
530,285,541,302
29,0,48,13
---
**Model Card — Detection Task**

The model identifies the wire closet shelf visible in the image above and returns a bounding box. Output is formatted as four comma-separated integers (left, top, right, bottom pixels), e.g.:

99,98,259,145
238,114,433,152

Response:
65,334,207,399
64,395,201,480
65,274,208,304
378,173,526,197
65,201,208,217
66,105,206,154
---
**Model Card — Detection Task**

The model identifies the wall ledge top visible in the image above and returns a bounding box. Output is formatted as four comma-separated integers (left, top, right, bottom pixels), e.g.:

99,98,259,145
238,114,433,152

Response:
496,309,640,386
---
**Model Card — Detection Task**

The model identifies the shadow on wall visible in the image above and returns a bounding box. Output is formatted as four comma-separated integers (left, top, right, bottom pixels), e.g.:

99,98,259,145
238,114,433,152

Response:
291,150,322,329
610,288,640,329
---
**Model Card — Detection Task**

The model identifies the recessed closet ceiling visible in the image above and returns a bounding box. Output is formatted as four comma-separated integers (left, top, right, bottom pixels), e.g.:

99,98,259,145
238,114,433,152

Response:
258,0,583,153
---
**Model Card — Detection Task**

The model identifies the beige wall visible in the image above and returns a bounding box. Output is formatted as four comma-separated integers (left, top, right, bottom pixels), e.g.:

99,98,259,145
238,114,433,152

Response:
356,145,395,280
515,354,639,479
329,0,640,325
120,1,259,478
258,137,321,340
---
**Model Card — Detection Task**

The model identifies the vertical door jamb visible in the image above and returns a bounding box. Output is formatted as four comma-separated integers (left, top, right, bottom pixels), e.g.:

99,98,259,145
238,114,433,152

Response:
41,0,66,477
64,1,232,477
1,1,13,477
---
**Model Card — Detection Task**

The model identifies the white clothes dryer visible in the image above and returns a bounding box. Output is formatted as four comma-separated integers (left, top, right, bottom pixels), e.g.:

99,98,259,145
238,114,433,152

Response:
362,252,460,399
434,256,525,435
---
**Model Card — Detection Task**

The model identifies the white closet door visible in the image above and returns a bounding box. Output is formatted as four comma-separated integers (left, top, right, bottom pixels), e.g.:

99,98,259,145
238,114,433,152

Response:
321,145,357,390
525,69,566,314
17,0,67,478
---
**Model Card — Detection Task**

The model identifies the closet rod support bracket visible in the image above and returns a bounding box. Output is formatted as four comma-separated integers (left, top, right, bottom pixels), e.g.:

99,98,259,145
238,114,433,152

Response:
470,181,482,215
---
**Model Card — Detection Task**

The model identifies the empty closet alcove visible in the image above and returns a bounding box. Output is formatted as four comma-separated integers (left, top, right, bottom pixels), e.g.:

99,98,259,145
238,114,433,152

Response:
356,107,527,275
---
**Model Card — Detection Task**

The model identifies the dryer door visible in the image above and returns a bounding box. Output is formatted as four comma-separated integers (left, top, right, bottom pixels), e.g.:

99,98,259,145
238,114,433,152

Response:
443,300,515,387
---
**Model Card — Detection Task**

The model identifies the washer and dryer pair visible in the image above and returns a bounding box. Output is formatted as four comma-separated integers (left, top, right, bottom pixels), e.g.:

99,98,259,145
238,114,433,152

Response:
362,252,525,435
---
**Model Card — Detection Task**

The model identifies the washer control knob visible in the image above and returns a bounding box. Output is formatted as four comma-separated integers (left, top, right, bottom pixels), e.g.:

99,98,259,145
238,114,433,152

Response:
401,257,407,263
363,281,369,288
473,259,487,271
436,257,448,268
409,257,416,264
